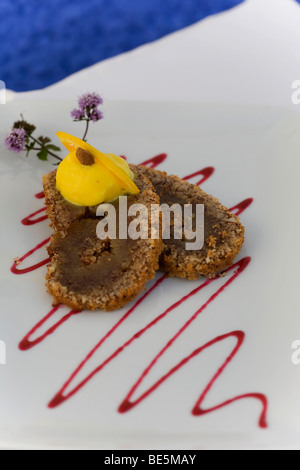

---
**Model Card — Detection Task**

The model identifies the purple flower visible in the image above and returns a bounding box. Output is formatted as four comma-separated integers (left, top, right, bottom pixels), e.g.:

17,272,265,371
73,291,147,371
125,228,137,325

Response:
71,108,85,120
71,92,103,124
90,108,103,122
4,128,27,153
78,92,103,111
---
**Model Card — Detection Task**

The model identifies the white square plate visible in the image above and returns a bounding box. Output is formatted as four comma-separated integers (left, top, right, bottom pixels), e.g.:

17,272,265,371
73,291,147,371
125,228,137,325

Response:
0,99,300,449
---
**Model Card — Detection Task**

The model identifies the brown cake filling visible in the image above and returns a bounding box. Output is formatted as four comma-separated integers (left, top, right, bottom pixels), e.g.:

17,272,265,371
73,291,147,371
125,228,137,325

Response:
49,218,135,295
155,186,238,255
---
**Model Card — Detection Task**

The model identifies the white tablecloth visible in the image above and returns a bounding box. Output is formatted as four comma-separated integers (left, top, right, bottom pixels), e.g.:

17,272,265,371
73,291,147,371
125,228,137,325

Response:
9,0,300,115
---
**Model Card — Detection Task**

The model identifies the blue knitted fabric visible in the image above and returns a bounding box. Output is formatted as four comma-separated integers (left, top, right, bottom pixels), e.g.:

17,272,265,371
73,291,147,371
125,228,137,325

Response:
1,0,246,91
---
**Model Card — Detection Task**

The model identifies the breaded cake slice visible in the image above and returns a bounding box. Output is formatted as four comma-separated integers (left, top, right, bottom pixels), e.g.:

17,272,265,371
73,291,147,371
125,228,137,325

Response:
138,166,245,279
43,165,163,311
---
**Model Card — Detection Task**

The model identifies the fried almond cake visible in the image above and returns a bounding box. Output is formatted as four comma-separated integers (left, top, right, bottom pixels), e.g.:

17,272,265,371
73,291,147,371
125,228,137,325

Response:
138,166,245,279
43,132,244,310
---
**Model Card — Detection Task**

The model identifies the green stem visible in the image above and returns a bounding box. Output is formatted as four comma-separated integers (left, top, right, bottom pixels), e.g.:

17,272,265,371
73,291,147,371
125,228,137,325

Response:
82,119,90,142
29,135,62,161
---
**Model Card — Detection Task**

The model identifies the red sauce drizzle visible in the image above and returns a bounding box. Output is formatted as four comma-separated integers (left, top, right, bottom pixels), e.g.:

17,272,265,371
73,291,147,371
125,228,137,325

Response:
10,237,50,274
47,256,267,428
118,330,267,429
35,191,45,199
139,153,167,168
19,305,81,351
21,207,48,226
230,198,253,216
182,167,215,186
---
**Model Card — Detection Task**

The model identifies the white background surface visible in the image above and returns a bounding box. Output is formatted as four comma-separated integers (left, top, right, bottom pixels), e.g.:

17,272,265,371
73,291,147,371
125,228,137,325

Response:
8,0,300,116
